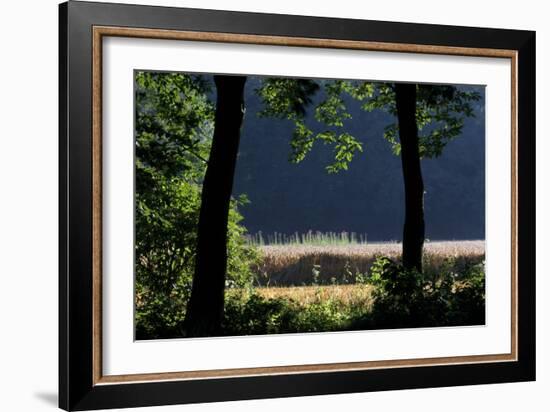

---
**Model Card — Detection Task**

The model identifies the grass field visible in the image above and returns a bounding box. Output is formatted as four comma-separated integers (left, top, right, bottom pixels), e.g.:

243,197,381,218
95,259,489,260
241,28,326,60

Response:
223,284,376,336
254,240,485,286
237,284,375,309
136,240,486,339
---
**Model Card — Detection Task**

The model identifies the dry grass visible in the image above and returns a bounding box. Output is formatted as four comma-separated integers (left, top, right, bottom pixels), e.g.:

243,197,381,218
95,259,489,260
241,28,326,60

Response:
254,240,485,286
253,284,375,309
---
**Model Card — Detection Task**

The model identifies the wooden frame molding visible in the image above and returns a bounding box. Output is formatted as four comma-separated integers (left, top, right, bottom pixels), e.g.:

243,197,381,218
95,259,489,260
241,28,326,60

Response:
92,25,518,386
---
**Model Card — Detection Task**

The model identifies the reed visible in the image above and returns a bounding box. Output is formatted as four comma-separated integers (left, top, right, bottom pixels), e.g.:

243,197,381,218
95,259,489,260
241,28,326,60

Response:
245,230,369,246
253,240,485,286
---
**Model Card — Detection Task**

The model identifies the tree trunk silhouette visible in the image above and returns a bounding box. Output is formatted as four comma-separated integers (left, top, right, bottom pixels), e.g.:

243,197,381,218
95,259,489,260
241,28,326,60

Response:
395,83,425,272
185,75,247,337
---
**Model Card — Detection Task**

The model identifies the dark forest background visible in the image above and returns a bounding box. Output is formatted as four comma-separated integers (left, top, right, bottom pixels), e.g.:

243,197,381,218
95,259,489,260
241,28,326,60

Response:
232,78,485,241
135,71,486,339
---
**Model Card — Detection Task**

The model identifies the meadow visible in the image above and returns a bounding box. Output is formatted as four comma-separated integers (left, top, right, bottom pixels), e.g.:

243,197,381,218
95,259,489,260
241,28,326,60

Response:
136,233,486,339
252,234,484,286
135,72,486,339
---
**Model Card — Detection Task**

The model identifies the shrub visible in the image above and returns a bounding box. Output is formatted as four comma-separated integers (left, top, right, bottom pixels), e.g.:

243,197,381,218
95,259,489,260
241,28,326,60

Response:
349,256,485,330
223,292,295,335
222,289,370,336
134,176,260,339
134,71,262,339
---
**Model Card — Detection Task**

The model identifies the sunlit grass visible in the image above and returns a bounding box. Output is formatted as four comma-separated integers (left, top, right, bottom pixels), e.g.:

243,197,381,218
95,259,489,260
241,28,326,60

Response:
227,284,374,310
245,230,369,246
253,240,485,286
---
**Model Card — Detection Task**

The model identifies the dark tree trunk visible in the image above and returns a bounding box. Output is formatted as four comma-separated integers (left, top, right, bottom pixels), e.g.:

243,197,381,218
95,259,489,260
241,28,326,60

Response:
185,75,247,337
395,83,425,272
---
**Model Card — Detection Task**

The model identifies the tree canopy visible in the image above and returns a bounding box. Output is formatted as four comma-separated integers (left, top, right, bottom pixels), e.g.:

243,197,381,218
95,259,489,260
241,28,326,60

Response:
134,72,258,338
257,78,481,171
134,71,483,336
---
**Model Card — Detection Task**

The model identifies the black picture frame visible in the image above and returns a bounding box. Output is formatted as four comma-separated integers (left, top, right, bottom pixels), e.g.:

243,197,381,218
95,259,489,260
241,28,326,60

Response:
59,1,536,410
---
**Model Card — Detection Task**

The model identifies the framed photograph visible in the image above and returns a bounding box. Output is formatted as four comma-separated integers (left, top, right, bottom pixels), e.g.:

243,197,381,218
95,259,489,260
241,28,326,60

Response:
59,1,535,410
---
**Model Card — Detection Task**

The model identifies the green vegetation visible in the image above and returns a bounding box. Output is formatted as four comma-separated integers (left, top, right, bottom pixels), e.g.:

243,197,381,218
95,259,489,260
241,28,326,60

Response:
356,256,485,329
134,72,260,339
257,79,480,272
134,71,485,340
137,256,485,339
253,240,484,287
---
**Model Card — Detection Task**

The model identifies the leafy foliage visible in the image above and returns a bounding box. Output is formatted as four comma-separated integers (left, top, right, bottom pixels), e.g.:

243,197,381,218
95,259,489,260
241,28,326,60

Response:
222,289,367,336
355,256,485,329
134,72,485,339
218,256,485,338
256,79,364,173
257,78,481,173
360,83,482,158
135,71,214,178
134,72,259,339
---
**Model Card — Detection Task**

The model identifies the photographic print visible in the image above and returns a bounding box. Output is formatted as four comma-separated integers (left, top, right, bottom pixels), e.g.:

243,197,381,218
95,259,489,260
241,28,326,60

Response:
134,71,486,340
60,3,535,409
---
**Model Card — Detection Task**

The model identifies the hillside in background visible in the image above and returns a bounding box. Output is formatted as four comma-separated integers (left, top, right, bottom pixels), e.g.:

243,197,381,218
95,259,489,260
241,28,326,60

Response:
232,78,486,241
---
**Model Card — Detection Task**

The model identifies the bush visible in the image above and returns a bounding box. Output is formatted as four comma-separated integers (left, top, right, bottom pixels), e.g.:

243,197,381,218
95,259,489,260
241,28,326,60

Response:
134,175,260,339
223,292,295,335
349,256,485,330
138,253,485,339
134,71,261,339
222,289,369,336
